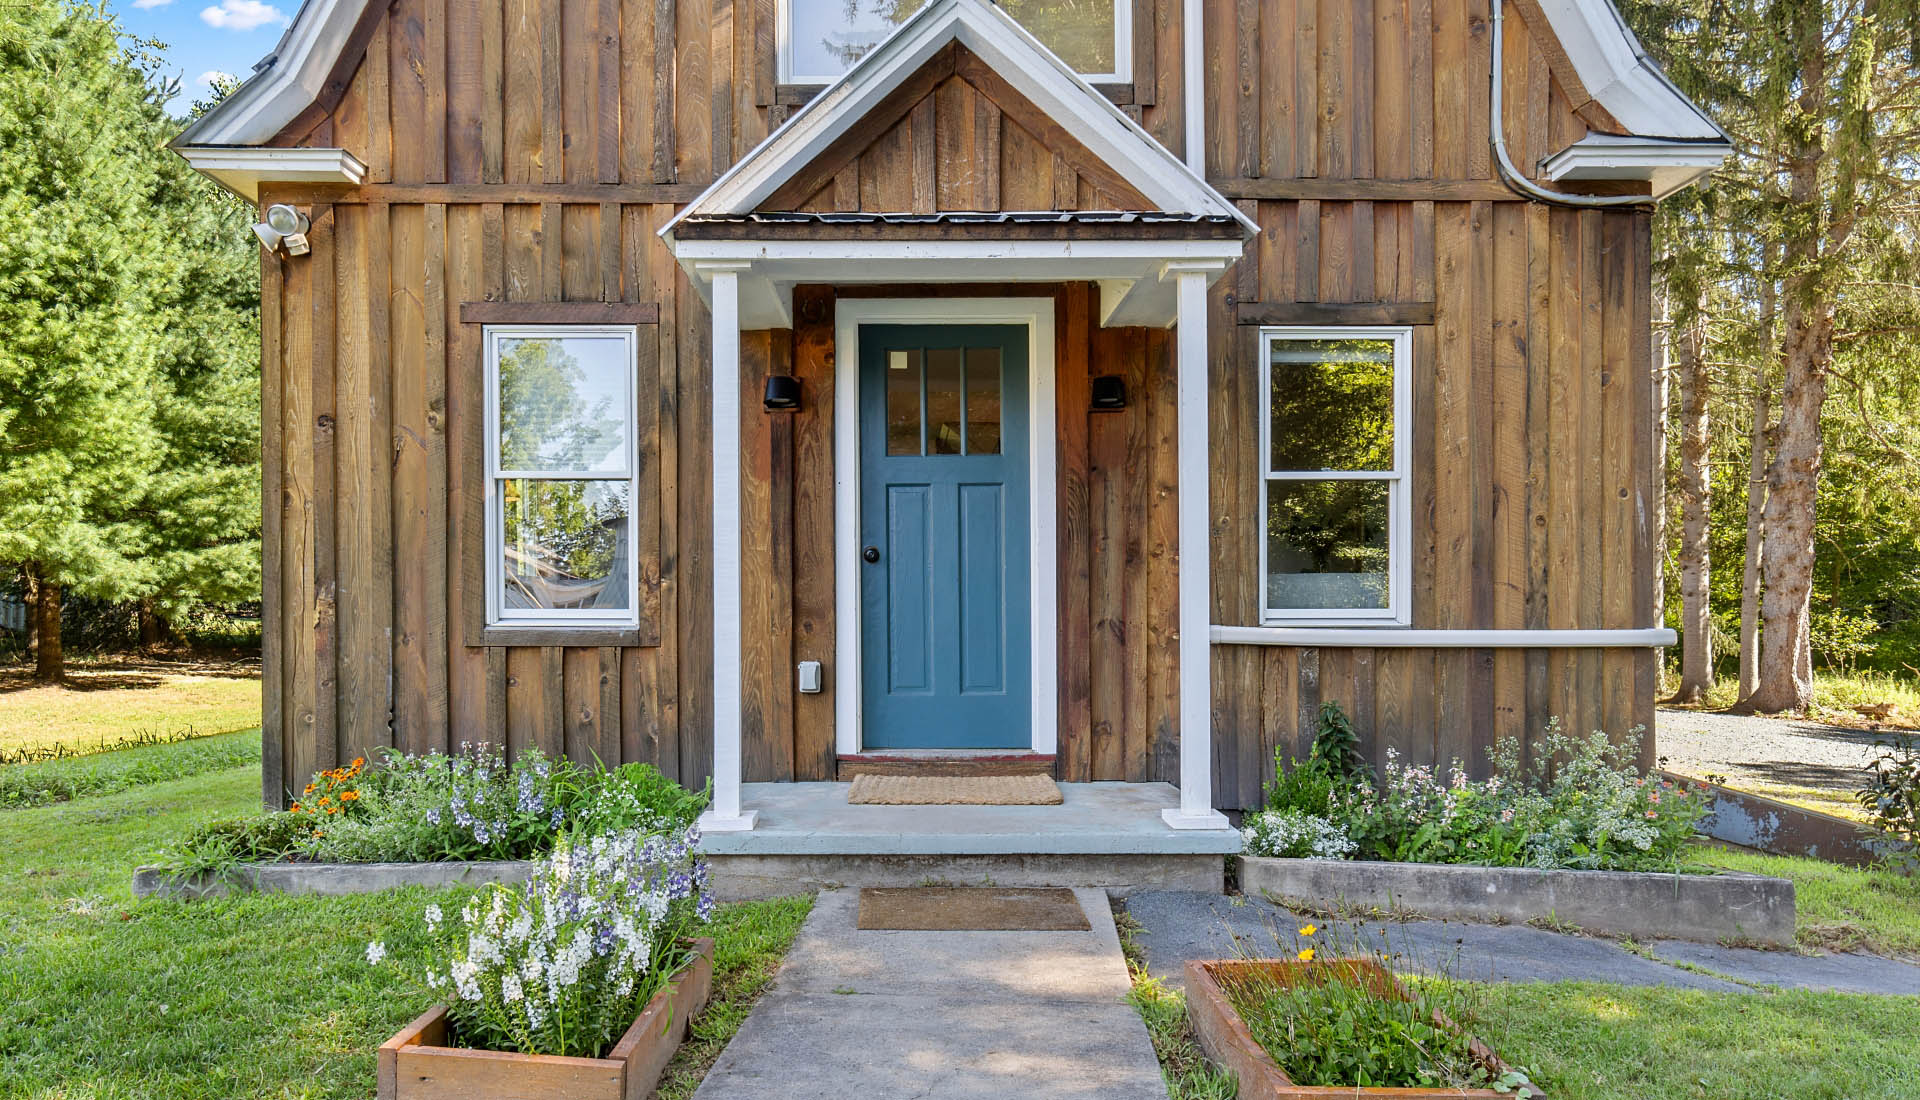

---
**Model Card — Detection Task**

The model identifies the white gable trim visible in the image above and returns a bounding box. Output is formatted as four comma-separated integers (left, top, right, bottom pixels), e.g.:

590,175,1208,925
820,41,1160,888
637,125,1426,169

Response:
175,0,373,148
1540,133,1727,199
663,0,1254,233
1531,0,1726,142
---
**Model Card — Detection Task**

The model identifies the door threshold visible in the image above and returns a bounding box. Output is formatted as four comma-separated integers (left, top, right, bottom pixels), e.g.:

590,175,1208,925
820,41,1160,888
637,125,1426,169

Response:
837,750,1055,779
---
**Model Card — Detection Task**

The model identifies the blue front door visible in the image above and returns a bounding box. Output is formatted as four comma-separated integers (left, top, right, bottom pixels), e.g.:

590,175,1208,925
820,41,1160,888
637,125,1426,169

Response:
858,323,1031,749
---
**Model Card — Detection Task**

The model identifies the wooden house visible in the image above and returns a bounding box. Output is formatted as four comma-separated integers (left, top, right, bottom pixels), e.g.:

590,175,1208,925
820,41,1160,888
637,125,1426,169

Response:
177,0,1727,841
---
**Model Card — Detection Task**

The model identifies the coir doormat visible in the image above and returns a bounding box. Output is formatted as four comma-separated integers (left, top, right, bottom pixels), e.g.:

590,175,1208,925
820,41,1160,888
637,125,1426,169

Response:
856,886,1092,931
846,773,1063,805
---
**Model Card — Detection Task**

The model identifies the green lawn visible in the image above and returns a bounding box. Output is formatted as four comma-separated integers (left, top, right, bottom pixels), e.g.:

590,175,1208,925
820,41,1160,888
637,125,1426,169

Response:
1471,982,1920,1100
0,659,261,758
1697,846,1920,959
0,764,810,1099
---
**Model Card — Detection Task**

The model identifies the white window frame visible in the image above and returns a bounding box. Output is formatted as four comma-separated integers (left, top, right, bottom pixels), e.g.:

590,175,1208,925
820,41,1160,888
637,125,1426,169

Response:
777,0,1133,85
484,325,642,630
1258,326,1412,628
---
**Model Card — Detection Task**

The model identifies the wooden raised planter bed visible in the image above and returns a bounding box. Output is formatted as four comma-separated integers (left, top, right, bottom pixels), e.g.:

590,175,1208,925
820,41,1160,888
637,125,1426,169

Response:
1184,957,1532,1099
377,937,714,1100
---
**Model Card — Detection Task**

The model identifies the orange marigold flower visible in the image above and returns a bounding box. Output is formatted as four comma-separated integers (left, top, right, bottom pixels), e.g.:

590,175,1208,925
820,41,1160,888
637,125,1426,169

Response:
304,784,315,795
341,790,360,801
290,803,303,813
351,757,365,768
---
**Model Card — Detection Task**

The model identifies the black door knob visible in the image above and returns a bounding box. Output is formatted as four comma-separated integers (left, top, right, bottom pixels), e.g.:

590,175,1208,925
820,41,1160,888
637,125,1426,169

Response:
862,545,881,563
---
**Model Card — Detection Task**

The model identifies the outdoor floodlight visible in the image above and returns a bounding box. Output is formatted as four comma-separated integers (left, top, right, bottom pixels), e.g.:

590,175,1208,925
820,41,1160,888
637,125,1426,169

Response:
254,204,312,256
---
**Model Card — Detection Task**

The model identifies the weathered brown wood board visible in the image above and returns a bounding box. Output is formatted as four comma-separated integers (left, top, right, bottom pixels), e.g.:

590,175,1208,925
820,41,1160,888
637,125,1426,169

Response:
255,0,1656,809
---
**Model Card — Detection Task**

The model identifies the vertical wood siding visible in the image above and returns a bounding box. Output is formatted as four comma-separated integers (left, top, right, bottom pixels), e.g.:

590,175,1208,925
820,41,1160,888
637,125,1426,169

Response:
255,0,1656,807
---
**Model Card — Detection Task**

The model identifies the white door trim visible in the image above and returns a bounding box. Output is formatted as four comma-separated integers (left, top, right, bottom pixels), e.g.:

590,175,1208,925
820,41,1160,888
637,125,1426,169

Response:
833,297,1059,756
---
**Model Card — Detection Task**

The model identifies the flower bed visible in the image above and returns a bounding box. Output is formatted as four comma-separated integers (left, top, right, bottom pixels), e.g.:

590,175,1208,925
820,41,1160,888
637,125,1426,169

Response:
366,820,717,1097
1185,931,1538,1098
1246,710,1708,874
143,744,710,892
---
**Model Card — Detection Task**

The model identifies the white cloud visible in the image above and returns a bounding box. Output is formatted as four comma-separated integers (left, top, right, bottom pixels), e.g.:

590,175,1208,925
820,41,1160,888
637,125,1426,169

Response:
132,0,174,9
200,0,287,31
196,70,237,87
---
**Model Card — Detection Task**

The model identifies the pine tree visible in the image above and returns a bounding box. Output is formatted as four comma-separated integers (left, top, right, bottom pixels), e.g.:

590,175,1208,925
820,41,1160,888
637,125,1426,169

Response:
0,2,168,681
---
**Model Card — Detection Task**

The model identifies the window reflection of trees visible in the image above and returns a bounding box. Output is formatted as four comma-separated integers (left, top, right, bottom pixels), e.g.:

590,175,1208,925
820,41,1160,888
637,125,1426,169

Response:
498,338,624,472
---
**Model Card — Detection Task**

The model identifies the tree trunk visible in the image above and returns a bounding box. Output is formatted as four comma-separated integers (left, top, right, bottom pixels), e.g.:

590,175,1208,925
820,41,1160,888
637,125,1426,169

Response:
1745,283,1831,713
137,597,172,649
1671,315,1713,703
32,569,63,684
1737,255,1776,703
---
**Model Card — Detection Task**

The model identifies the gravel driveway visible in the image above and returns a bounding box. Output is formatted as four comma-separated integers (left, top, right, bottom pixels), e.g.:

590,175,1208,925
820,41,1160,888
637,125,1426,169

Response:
1655,708,1892,793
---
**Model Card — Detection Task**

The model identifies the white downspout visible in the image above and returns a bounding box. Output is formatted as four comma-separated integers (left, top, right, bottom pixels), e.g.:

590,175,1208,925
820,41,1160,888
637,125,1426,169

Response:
1489,0,1650,209
1184,0,1204,173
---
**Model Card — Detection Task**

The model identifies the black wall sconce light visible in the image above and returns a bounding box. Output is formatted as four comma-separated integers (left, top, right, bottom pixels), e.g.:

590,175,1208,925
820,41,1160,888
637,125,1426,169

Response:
763,375,801,411
1090,375,1128,411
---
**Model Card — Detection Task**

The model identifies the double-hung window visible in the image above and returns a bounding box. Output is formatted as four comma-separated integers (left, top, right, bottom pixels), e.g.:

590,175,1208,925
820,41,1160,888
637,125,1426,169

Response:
485,326,640,629
1260,328,1411,626
779,0,1132,85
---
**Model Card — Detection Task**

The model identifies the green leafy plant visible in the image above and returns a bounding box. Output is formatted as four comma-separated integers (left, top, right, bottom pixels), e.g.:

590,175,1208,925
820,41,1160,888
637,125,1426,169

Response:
166,812,307,879
1309,701,1372,785
1858,732,1920,870
566,759,711,837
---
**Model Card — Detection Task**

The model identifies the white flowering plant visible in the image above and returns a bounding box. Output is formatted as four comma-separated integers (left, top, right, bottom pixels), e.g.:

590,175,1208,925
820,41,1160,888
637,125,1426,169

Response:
1324,722,1708,871
368,823,714,1058
1242,810,1357,860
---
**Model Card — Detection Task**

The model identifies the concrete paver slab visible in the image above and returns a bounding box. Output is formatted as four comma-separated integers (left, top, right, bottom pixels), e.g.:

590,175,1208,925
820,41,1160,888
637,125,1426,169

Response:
693,888,1168,1100
1125,890,1745,992
1650,940,1920,994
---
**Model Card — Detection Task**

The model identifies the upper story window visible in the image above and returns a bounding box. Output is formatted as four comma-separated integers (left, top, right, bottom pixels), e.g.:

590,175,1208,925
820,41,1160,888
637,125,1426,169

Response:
1261,328,1411,627
485,327,640,629
780,0,1132,85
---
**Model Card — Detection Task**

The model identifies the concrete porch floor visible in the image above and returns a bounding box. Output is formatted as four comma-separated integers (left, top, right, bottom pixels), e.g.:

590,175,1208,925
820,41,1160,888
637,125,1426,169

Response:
698,781,1240,900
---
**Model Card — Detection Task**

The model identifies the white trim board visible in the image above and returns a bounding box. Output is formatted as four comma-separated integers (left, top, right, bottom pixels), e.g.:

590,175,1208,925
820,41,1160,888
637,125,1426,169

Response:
832,298,1059,757
1210,627,1679,648
175,146,367,203
174,0,375,147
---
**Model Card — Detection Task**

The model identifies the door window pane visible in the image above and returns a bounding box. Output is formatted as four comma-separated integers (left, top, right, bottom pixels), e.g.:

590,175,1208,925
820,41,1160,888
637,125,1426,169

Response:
1269,337,1394,473
502,479,632,611
497,335,630,473
964,347,1002,455
785,0,1119,81
1266,479,1389,611
926,348,963,455
887,348,922,455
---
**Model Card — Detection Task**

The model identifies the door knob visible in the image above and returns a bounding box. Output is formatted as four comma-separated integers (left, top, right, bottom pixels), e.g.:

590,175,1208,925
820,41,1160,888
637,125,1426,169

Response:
862,545,881,563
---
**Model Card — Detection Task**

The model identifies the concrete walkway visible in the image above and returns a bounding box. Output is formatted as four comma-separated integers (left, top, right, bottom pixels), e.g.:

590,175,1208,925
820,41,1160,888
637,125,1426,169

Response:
693,888,1168,1100
1126,890,1920,996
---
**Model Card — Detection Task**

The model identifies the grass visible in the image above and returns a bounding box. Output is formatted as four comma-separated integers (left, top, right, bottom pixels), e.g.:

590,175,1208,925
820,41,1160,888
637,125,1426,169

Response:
0,762,809,1099
1467,982,1920,1100
1112,906,1239,1100
1695,846,1920,959
0,729,261,808
1685,669,1920,729
0,658,261,758
655,894,813,1099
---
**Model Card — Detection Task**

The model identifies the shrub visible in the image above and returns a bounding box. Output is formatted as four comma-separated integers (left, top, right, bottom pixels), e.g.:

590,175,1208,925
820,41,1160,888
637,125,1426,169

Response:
1242,810,1356,860
367,824,713,1058
1308,701,1371,785
567,760,711,837
1859,732,1920,869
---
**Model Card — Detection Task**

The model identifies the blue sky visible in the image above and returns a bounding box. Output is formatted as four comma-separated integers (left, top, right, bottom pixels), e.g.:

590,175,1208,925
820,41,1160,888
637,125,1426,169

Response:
107,0,294,114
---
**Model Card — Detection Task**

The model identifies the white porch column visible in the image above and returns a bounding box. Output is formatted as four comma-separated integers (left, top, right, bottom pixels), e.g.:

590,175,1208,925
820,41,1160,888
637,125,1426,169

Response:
1164,267,1233,831
698,264,757,833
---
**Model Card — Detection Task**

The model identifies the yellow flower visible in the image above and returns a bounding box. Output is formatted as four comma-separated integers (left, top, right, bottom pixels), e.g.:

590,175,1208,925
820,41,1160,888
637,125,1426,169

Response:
1298,924,1317,937
1297,947,1316,962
